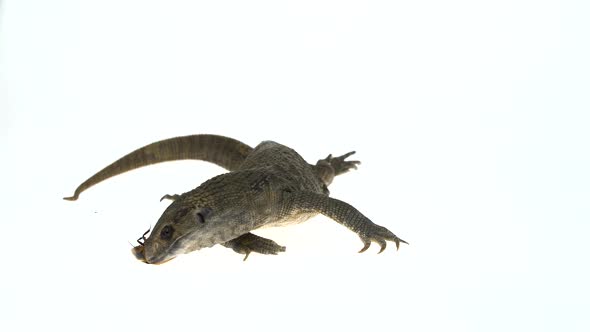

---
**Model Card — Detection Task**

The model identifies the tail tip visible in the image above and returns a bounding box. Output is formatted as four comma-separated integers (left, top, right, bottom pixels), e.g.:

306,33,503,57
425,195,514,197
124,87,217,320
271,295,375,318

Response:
63,194,78,201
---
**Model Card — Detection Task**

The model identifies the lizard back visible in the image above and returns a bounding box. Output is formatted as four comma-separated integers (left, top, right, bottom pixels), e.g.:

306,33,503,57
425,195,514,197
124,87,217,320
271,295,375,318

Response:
239,141,325,195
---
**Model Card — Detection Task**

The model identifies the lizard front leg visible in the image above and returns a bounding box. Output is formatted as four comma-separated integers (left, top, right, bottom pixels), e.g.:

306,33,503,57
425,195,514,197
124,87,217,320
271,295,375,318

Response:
286,191,407,253
222,233,286,261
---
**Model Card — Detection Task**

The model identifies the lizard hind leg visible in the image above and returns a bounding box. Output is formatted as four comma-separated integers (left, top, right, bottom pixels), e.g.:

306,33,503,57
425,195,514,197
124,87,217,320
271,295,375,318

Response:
160,194,180,202
314,151,361,186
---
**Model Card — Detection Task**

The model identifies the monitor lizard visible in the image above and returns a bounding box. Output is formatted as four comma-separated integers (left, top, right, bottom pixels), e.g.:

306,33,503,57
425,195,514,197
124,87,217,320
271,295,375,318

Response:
64,134,407,264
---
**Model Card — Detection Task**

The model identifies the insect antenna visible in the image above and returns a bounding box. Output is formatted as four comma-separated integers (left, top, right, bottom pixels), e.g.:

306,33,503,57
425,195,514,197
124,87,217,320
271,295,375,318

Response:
136,226,151,246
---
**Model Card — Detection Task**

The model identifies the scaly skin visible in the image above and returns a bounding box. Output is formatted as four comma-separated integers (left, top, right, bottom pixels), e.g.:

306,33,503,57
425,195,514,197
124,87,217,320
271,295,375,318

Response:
64,135,407,264
63,134,252,201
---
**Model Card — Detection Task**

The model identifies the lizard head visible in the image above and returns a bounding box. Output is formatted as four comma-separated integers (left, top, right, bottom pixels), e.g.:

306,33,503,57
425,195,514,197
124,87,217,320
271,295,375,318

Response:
133,199,216,264
130,171,275,264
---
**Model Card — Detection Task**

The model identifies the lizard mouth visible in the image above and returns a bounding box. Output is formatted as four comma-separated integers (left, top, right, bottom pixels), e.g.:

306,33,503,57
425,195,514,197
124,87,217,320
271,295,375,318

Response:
131,226,211,264
131,228,198,264
131,245,177,264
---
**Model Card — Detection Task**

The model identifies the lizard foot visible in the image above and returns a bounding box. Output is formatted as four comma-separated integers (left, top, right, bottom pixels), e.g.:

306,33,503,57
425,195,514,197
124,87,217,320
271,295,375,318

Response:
319,151,361,176
160,194,180,202
222,233,286,261
358,225,408,254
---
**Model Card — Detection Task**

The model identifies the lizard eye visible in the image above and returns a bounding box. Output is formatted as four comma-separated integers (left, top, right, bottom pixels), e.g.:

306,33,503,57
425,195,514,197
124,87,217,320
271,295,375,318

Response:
160,225,174,240
196,212,205,223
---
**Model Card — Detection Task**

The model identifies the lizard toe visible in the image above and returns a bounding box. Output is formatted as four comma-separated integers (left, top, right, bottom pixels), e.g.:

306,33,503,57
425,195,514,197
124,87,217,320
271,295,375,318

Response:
395,237,409,250
377,239,387,254
357,225,408,253
332,151,361,175
358,238,372,253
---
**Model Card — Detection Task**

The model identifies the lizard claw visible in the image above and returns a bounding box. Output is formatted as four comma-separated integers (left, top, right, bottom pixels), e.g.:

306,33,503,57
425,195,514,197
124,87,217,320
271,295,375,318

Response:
377,239,387,254
241,244,286,261
242,247,283,261
358,239,371,253
396,237,409,250
357,225,408,254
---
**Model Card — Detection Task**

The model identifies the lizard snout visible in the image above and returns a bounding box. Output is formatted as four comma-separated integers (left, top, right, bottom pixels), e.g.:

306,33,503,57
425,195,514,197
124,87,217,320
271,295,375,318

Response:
140,242,176,265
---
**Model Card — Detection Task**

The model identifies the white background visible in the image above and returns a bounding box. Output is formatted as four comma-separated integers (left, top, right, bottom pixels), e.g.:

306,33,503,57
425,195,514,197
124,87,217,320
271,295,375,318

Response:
1,1,589,331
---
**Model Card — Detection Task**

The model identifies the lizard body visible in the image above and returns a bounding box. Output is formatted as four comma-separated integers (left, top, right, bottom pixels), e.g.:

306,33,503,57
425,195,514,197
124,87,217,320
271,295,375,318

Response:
64,134,407,264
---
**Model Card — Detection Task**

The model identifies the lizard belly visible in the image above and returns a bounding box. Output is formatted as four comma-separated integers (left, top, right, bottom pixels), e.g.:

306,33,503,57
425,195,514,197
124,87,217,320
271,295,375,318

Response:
260,212,318,228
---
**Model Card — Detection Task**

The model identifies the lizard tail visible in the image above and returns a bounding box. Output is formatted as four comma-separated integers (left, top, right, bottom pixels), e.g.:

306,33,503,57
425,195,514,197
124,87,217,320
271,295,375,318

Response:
63,134,253,201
